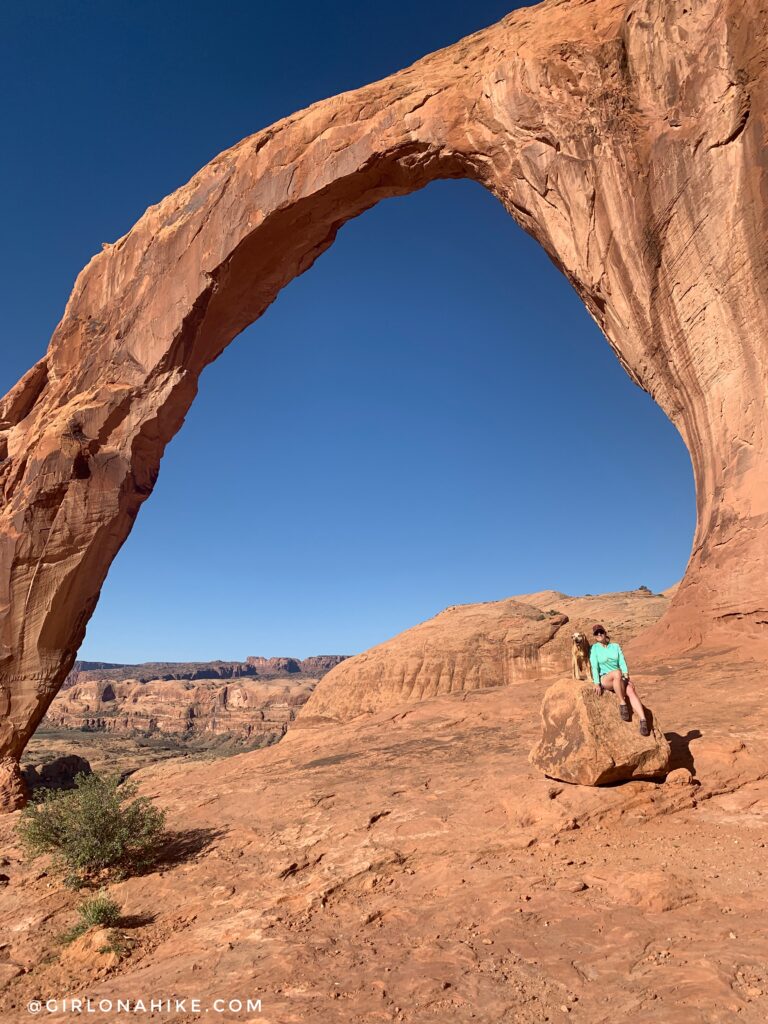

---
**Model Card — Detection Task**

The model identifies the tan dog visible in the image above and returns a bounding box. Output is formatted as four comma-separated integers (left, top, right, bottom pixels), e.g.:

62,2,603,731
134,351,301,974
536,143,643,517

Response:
571,632,593,681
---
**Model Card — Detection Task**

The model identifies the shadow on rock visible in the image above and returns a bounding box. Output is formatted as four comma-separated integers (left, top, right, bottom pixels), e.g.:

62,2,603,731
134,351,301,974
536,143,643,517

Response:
116,912,158,929
664,729,702,775
152,826,227,870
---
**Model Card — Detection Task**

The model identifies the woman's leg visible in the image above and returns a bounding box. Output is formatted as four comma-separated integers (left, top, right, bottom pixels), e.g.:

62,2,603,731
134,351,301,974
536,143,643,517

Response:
600,670,625,702
602,672,649,725
625,681,647,723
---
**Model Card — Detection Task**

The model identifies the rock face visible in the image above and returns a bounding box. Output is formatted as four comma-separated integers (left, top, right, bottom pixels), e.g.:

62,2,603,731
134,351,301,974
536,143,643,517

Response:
301,599,569,721
300,587,669,721
1,0,767,806
0,758,28,814
529,679,672,785
44,676,316,745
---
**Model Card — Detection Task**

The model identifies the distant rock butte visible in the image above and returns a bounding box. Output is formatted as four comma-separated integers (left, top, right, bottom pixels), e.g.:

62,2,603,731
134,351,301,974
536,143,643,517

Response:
300,587,670,722
2,0,768,807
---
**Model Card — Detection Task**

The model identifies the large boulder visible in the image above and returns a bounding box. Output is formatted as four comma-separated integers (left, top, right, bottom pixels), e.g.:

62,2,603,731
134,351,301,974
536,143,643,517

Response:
529,679,672,786
20,754,91,793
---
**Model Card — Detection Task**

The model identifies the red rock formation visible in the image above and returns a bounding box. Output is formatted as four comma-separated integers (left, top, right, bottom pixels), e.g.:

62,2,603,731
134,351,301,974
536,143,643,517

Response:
1,0,767,807
301,599,569,721
300,587,669,721
44,675,316,745
2,643,767,1021
61,654,345,688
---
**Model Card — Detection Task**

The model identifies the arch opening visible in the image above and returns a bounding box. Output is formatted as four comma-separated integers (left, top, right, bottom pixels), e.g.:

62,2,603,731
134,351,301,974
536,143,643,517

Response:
77,177,695,665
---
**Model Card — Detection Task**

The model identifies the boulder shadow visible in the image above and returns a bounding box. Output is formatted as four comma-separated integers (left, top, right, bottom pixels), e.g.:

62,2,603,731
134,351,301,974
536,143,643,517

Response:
664,729,702,776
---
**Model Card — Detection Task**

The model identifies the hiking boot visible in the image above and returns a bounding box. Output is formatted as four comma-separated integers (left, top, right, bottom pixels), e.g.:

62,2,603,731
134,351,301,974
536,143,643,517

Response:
619,703,631,722
639,719,650,737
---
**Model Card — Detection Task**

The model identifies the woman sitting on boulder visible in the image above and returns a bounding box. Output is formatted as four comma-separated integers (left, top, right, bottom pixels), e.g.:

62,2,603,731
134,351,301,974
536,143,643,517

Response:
589,624,650,737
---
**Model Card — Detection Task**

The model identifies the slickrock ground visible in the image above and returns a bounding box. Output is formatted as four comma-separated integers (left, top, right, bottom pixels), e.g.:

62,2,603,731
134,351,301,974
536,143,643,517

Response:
1,637,767,1023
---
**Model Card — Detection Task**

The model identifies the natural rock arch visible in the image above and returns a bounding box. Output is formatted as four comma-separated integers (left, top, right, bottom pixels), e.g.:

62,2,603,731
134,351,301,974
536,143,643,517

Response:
0,0,766,808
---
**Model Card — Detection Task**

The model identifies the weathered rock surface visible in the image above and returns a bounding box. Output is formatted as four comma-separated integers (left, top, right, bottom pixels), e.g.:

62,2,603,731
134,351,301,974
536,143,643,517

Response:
301,587,669,721
529,678,672,785
302,599,568,720
1,0,767,805
0,758,28,814
44,655,346,747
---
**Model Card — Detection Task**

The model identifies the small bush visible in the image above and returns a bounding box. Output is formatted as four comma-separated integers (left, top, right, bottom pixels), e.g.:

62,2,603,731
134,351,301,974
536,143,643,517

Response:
79,891,122,928
15,771,166,885
58,891,122,945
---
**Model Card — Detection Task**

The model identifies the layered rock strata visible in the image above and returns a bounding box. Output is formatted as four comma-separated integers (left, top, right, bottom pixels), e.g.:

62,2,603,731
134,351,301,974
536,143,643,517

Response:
45,676,316,745
300,587,669,721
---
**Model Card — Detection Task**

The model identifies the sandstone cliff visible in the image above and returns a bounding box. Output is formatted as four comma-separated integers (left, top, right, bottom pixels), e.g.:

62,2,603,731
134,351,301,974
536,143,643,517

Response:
45,676,316,746
46,655,346,744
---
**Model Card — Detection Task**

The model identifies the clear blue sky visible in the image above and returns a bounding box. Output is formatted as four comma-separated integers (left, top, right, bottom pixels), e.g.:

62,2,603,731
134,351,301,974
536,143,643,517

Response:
1,1,695,663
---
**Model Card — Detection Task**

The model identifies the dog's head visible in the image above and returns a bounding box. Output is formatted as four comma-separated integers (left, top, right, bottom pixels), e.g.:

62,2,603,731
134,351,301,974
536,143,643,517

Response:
572,631,587,645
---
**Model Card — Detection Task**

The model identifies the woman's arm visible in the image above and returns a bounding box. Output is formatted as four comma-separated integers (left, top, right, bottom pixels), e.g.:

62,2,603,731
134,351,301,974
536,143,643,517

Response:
590,643,600,685
617,644,629,675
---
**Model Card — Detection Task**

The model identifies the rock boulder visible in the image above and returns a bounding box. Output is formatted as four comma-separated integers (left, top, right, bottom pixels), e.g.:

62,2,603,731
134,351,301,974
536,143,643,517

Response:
529,679,672,786
20,754,91,793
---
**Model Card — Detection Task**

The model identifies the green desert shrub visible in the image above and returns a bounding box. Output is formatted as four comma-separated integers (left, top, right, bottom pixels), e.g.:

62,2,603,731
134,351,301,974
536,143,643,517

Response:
78,891,122,928
58,892,122,945
15,770,166,884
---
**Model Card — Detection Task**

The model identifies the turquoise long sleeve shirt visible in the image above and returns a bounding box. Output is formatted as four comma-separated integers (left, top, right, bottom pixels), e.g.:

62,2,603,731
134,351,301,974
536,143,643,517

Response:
589,641,628,686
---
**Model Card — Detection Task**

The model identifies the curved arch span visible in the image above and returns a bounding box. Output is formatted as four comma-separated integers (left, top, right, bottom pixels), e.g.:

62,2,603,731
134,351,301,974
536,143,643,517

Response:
0,0,766,807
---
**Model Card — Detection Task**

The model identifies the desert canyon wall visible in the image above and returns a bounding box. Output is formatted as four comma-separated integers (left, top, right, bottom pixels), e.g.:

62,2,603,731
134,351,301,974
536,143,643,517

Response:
0,0,767,807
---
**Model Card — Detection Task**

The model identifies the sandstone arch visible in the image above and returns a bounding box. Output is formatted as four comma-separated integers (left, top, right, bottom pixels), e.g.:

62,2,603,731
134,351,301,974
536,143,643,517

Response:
0,0,766,808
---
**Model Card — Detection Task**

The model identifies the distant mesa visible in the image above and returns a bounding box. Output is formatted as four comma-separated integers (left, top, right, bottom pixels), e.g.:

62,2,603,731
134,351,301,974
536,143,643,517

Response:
47,655,348,746
62,654,346,687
